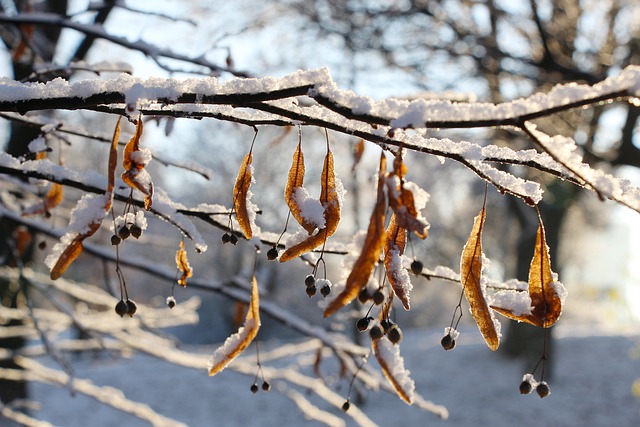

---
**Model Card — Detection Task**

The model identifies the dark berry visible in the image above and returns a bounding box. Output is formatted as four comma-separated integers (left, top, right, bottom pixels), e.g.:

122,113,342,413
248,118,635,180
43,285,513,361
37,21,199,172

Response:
38,241,47,250
126,299,137,317
380,319,392,332
305,274,316,287
261,381,271,391
441,334,456,350
250,383,259,394
266,247,278,261
356,317,371,332
229,234,238,245
221,233,231,244
372,289,385,305
341,400,350,412
306,285,316,297
320,283,331,297
115,300,128,317
369,324,384,340
410,259,423,275
519,380,533,395
536,382,550,398
387,325,403,344
117,225,130,240
357,288,370,303
111,234,122,245
130,224,142,239
166,296,176,309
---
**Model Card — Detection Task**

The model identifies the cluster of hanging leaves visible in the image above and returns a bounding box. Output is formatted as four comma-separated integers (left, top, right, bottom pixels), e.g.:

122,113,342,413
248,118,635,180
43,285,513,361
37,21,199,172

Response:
46,116,122,280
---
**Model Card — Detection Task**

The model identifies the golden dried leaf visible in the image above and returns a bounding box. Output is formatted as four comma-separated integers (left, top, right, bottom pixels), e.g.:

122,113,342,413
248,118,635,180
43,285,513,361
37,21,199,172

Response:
323,153,386,317
208,274,260,376
233,151,254,239
121,116,153,209
351,138,365,173
107,116,121,196
284,141,316,234
44,183,64,211
372,336,415,404
50,222,100,280
35,151,46,161
122,116,143,172
279,149,341,262
175,240,192,287
460,201,500,351
392,148,408,179
384,214,411,310
491,215,564,328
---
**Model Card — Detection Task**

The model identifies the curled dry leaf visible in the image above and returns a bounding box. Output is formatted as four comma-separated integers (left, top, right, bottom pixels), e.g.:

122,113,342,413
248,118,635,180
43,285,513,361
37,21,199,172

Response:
284,141,317,234
233,151,254,239
460,199,500,351
491,213,565,328
384,214,412,310
175,240,192,287
47,117,121,280
122,116,153,210
280,148,341,262
372,335,415,405
323,152,386,317
351,138,365,173
22,182,64,216
208,274,260,376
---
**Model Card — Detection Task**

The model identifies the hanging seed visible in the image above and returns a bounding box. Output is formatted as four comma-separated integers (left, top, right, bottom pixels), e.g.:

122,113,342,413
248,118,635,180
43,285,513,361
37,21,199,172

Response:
320,283,331,297
229,234,238,245
110,234,122,245
536,382,551,398
117,225,131,240
356,317,372,332
126,299,137,317
37,241,47,250
357,288,371,303
261,381,271,391
115,300,128,317
410,259,423,275
250,383,259,394
519,380,533,395
341,400,350,412
130,224,142,239
387,324,403,344
166,296,176,309
266,247,279,261
306,285,317,297
221,233,231,244
304,274,316,288
372,288,385,305
380,319,392,332
441,334,456,350
369,324,384,340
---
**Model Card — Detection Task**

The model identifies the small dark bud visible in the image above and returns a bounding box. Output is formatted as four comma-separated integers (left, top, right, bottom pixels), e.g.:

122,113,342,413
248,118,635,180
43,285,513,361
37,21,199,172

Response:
130,224,142,239
320,283,331,297
38,241,47,250
410,259,423,275
536,382,551,398
115,300,128,317
356,317,371,332
372,289,385,305
250,383,259,394
441,334,456,350
306,285,316,297
266,247,279,261
166,296,176,309
524,196,536,207
341,400,350,412
126,299,137,317
229,234,238,245
304,274,316,288
221,233,231,244
117,225,130,240
519,380,533,395
357,288,370,303
387,325,403,344
369,324,384,340
111,234,122,245
261,381,271,391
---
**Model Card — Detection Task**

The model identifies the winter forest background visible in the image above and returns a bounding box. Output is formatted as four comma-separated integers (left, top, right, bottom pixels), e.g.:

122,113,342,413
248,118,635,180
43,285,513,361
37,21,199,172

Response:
0,1,639,426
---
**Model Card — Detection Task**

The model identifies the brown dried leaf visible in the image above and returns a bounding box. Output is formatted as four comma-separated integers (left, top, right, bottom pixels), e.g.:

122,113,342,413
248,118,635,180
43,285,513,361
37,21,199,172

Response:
175,240,192,287
279,149,341,262
233,151,254,239
44,183,64,211
351,138,365,173
460,201,500,351
384,214,411,310
372,336,415,404
208,274,260,376
107,116,121,196
491,215,564,328
122,116,143,172
323,153,386,317
50,222,100,280
284,141,316,234
121,116,153,209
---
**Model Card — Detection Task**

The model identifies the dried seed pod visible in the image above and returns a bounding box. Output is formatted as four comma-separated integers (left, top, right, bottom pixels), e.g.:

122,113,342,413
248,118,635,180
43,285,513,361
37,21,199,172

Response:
356,317,372,332
536,382,551,398
410,259,423,275
38,241,47,250
519,380,533,395
357,288,371,303
387,324,403,344
166,296,176,309
229,234,238,245
306,285,317,297
304,274,316,288
130,224,142,239
441,334,456,350
341,400,350,412
320,283,331,297
250,383,259,394
126,299,137,317
266,247,279,261
261,381,271,391
110,234,122,246
369,324,384,340
372,288,386,305
117,225,131,240
115,300,128,317
221,233,231,244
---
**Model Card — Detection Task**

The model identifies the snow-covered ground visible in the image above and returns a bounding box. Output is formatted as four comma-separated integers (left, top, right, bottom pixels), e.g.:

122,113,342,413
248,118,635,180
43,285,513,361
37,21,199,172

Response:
28,324,640,427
